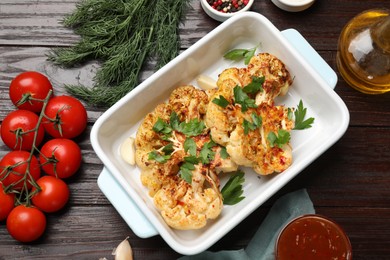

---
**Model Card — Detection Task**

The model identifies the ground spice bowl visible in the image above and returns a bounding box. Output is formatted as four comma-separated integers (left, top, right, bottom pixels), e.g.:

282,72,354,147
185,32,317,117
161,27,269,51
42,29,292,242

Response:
275,214,352,260
200,0,254,22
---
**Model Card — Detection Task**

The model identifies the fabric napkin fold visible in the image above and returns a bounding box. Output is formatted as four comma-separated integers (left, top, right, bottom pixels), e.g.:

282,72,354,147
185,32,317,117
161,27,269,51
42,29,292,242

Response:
178,189,315,260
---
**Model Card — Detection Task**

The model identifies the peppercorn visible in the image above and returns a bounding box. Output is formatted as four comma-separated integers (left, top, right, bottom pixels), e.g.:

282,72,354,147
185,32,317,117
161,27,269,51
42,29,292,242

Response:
207,0,248,13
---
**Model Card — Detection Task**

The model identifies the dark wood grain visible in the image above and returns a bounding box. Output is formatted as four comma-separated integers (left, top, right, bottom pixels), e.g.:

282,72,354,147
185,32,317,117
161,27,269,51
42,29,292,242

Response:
1,0,390,259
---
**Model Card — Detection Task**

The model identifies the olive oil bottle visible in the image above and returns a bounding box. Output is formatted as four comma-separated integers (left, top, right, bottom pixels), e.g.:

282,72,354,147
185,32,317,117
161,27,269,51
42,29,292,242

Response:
337,9,390,94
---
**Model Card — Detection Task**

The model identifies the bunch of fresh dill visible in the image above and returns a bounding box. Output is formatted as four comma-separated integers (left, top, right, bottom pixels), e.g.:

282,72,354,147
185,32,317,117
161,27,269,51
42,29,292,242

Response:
48,0,190,107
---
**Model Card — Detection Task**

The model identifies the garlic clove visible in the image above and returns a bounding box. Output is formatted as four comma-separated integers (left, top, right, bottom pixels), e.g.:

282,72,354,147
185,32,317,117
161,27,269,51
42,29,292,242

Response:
120,137,136,165
112,237,133,260
196,74,217,90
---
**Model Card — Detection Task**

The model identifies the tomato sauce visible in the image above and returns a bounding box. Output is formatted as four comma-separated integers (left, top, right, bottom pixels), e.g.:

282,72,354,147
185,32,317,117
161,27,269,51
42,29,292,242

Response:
275,214,352,260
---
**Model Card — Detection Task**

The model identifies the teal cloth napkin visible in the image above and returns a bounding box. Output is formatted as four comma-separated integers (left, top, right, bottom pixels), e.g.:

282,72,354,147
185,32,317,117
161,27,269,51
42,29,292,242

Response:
179,189,315,260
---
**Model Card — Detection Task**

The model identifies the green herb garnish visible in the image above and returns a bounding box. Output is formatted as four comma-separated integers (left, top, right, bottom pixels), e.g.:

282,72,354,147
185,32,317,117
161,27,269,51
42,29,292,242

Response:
176,118,206,137
152,112,206,138
212,95,230,108
184,138,197,156
48,0,190,107
221,171,245,205
153,118,172,134
148,150,171,163
243,112,262,135
180,161,195,184
233,86,257,112
199,140,217,164
242,76,265,94
219,146,229,159
224,47,257,65
293,100,315,130
268,129,291,148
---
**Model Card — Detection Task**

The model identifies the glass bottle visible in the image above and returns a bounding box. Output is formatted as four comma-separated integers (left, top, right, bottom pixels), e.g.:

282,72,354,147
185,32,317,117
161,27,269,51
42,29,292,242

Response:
336,9,390,94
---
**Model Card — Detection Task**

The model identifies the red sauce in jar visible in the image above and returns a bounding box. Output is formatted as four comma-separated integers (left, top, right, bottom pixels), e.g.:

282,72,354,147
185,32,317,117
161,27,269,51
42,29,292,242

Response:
275,214,352,260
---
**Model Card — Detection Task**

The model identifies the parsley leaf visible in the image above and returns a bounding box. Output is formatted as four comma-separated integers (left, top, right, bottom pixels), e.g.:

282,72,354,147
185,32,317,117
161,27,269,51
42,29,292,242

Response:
219,146,229,159
176,118,206,137
212,95,230,108
268,129,291,148
184,138,197,156
221,170,245,205
161,143,174,155
243,112,263,134
242,76,265,94
223,47,257,65
152,118,172,134
243,119,257,135
180,162,195,184
199,140,217,164
170,112,180,130
148,150,171,163
184,156,199,164
233,86,257,112
293,100,315,130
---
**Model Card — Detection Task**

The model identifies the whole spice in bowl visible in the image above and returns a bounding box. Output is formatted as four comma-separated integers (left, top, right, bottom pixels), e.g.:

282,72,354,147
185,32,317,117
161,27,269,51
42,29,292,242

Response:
201,0,254,22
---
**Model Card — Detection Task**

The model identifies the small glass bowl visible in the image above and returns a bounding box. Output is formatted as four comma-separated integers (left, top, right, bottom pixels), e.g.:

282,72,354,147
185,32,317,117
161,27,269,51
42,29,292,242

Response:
275,214,352,260
200,0,254,22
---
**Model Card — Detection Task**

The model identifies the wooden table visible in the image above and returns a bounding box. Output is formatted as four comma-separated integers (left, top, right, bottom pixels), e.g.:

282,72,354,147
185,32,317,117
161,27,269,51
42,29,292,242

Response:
1,0,389,259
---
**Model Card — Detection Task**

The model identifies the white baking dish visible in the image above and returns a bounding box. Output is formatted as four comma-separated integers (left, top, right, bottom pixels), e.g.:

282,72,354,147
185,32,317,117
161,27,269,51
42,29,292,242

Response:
91,12,349,255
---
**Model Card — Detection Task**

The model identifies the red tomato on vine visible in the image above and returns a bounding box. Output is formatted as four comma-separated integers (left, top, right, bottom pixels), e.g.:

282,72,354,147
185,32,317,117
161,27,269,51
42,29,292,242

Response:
0,110,45,151
0,183,15,221
9,71,53,113
32,176,70,213
6,205,46,242
42,95,87,139
39,138,82,179
0,151,41,190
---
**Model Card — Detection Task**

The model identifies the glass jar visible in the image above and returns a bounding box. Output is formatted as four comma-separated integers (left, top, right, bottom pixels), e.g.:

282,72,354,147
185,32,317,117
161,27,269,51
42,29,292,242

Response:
336,9,390,94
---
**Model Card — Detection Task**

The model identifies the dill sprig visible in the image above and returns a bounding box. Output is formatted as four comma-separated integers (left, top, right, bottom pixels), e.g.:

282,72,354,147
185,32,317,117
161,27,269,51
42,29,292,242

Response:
47,0,190,107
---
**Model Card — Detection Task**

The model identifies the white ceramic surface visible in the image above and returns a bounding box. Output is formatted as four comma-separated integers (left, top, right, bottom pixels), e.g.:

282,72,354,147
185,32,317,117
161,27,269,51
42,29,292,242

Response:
91,12,349,255
200,0,254,22
271,0,315,12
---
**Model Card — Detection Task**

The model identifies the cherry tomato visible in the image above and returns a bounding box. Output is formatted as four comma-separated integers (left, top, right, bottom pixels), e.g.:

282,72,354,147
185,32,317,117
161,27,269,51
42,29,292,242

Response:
0,109,45,151
6,205,46,242
0,183,15,221
9,71,53,113
42,95,87,139
31,176,70,213
39,138,82,179
0,151,41,190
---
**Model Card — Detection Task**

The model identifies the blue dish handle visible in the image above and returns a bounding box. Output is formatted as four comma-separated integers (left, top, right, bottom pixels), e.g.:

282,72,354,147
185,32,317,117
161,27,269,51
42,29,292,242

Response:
96,28,338,239
282,28,338,89
97,167,158,237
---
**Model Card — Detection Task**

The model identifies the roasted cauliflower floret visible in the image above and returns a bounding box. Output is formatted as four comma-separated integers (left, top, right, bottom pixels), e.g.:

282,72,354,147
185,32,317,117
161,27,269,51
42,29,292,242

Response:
226,103,294,175
248,53,293,104
154,165,223,230
169,85,209,121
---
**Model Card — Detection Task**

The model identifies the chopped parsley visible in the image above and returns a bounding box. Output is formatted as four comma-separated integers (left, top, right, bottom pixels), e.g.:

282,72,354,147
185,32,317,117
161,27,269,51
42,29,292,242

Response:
219,146,229,159
184,138,197,156
199,140,217,164
148,150,171,163
243,112,262,135
152,112,206,137
293,100,315,130
179,161,195,184
221,170,245,205
233,86,257,112
223,47,257,65
212,95,230,108
268,129,291,148
242,76,265,94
